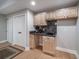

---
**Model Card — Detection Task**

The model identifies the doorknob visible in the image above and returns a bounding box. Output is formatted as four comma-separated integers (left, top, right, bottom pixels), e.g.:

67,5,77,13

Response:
18,32,22,34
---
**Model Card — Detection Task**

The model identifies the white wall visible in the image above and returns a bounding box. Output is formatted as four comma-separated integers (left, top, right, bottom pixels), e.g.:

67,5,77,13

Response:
27,10,35,31
57,20,77,50
26,10,34,48
0,15,7,42
76,4,79,54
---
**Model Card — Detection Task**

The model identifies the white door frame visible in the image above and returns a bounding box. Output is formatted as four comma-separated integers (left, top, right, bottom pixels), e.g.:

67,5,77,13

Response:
12,14,27,49
7,13,29,50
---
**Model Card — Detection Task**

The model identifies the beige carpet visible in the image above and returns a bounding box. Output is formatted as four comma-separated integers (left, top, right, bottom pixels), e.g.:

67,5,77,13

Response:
0,42,10,48
0,42,23,59
0,46,23,59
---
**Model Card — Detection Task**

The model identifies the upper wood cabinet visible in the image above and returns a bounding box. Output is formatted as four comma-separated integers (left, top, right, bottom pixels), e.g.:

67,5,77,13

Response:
46,11,56,20
46,7,78,20
34,12,47,26
34,7,77,25
67,7,77,18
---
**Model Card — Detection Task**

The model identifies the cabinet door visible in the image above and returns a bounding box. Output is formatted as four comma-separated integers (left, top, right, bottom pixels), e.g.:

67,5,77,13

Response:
68,7,77,18
56,7,77,19
46,12,50,20
46,12,56,20
46,7,77,20
34,12,47,26
55,8,70,19
40,13,47,25
29,34,36,49
34,14,41,25
34,35,40,46
34,15,37,25
47,12,53,20
38,36,43,46
43,36,56,55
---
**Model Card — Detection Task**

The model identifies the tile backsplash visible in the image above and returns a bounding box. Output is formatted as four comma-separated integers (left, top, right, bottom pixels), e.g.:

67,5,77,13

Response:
34,20,57,35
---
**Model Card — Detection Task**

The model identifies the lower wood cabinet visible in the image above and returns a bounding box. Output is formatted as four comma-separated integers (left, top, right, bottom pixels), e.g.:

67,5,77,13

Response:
34,35,40,46
29,34,56,55
29,34,40,49
42,36,56,55
29,34,36,49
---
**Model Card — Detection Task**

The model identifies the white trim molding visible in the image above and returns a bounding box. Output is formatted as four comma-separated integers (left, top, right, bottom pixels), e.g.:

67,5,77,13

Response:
56,47,77,54
56,47,79,59
0,40,7,43
75,53,79,59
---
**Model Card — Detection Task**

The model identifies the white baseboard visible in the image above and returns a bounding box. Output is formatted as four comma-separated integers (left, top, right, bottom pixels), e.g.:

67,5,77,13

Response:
25,47,30,51
0,40,7,43
75,53,79,59
56,47,79,59
56,47,77,54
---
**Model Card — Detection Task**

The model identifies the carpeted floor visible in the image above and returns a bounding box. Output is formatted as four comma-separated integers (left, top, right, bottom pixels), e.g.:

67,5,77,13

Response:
0,42,23,59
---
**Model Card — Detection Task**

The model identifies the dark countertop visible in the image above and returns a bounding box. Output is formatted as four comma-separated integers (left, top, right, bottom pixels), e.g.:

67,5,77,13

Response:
30,31,56,37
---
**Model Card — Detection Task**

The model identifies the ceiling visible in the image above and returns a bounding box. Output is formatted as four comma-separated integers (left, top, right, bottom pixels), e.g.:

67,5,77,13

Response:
0,0,78,14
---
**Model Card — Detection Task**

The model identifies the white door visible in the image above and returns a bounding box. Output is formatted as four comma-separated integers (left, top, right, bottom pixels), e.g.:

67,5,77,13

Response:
7,17,13,43
13,15,25,47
